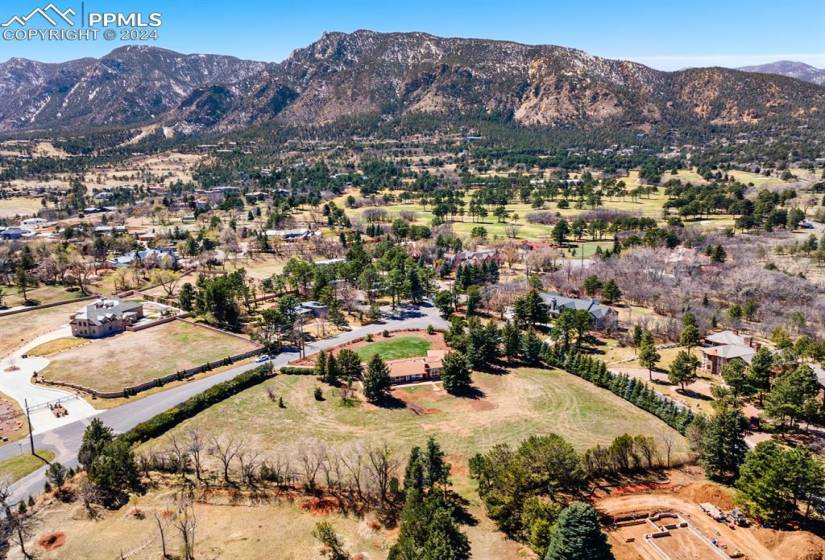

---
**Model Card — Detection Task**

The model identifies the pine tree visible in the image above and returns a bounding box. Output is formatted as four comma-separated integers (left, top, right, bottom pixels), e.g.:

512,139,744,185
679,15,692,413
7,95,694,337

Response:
440,351,472,395
404,446,425,493
668,350,700,392
324,353,340,385
389,489,469,560
363,354,391,402
315,350,328,378
502,320,521,362
601,280,621,303
424,437,450,490
521,329,545,364
78,418,114,471
700,406,748,482
637,331,660,382
680,312,701,354
545,502,614,560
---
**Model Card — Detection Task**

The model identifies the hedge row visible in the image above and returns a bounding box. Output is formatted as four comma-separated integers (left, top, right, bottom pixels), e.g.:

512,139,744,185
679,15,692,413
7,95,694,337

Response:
119,366,273,446
543,345,696,434
279,366,315,375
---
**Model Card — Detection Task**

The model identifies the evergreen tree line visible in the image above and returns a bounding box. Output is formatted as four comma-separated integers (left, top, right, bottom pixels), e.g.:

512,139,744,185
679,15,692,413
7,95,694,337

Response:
543,345,697,434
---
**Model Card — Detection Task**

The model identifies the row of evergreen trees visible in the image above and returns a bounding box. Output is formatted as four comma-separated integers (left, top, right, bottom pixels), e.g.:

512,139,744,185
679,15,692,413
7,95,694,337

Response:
454,260,499,292
543,345,696,434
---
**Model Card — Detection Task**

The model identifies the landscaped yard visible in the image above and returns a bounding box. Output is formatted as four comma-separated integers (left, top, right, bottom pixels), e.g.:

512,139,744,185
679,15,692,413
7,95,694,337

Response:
354,335,432,362
26,337,88,357
0,450,55,483
40,320,259,392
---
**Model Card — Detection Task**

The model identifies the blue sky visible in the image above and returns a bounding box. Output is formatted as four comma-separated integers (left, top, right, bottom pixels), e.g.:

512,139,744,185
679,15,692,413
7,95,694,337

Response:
2,0,825,70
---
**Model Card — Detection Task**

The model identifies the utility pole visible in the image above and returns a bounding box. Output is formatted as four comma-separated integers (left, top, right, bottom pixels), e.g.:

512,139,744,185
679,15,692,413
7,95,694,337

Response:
24,399,34,455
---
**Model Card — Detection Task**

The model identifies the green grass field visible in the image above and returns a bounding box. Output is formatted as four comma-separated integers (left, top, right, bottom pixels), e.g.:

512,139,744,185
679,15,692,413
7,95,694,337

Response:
144,366,689,463
355,335,432,362
0,451,55,483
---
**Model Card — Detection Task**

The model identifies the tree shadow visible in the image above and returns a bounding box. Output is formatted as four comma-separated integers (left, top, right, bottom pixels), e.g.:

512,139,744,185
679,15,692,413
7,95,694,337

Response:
374,394,407,409
676,388,713,401
451,385,485,400
477,362,510,376
445,490,479,527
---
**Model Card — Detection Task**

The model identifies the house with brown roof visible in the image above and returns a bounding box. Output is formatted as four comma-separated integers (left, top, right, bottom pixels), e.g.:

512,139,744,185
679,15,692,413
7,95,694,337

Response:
386,350,446,385
700,330,757,375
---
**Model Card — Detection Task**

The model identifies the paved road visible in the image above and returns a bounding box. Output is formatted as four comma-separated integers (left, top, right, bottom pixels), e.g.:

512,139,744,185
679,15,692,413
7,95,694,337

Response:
1,303,447,503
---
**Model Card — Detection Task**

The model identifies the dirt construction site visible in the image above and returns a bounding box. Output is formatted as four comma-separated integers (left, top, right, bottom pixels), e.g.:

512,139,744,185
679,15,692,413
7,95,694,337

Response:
597,469,825,560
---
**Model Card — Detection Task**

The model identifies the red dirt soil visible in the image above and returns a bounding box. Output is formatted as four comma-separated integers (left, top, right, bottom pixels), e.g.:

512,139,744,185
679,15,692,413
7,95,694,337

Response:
38,531,65,551
299,496,341,516
599,469,825,560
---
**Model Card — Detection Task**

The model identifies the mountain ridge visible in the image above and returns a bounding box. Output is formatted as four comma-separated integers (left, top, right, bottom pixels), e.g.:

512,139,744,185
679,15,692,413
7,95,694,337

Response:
1,31,824,135
738,60,825,86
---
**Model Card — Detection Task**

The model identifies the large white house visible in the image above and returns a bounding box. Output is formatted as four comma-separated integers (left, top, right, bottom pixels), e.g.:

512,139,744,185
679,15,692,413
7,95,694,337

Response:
70,299,144,338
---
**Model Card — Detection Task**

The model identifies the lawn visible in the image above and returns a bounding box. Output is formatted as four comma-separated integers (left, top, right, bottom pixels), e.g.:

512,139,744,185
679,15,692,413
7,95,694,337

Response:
346,187,669,243
355,335,432,361
1,285,87,309
26,337,88,357
41,320,259,393
0,450,55,483
0,196,42,219
0,304,74,357
136,365,688,557
145,366,689,465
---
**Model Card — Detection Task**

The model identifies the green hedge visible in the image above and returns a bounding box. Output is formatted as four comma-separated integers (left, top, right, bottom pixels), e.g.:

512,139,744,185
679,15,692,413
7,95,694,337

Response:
279,366,315,375
118,366,273,446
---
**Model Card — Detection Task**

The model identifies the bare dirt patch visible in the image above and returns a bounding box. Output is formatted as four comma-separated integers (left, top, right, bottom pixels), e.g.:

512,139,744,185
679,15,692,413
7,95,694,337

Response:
37,531,65,551
599,469,825,560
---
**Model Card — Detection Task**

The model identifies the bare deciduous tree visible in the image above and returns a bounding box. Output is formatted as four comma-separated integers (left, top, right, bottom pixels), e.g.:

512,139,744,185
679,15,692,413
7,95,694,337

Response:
209,435,242,484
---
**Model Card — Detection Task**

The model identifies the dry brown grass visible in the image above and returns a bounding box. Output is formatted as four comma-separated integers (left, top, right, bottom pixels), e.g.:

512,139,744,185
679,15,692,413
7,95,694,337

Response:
41,320,257,392
0,305,73,357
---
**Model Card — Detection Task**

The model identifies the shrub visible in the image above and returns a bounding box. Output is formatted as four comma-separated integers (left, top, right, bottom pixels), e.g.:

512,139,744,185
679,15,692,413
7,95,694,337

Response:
280,366,315,375
366,333,374,342
118,366,273,446
382,329,390,338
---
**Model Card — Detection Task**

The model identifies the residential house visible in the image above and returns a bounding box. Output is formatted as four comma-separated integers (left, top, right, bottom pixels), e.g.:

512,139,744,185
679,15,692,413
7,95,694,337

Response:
0,227,34,240
540,292,618,330
448,247,499,271
297,301,328,319
387,350,446,385
110,247,178,269
700,330,757,375
265,228,318,242
70,299,144,338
